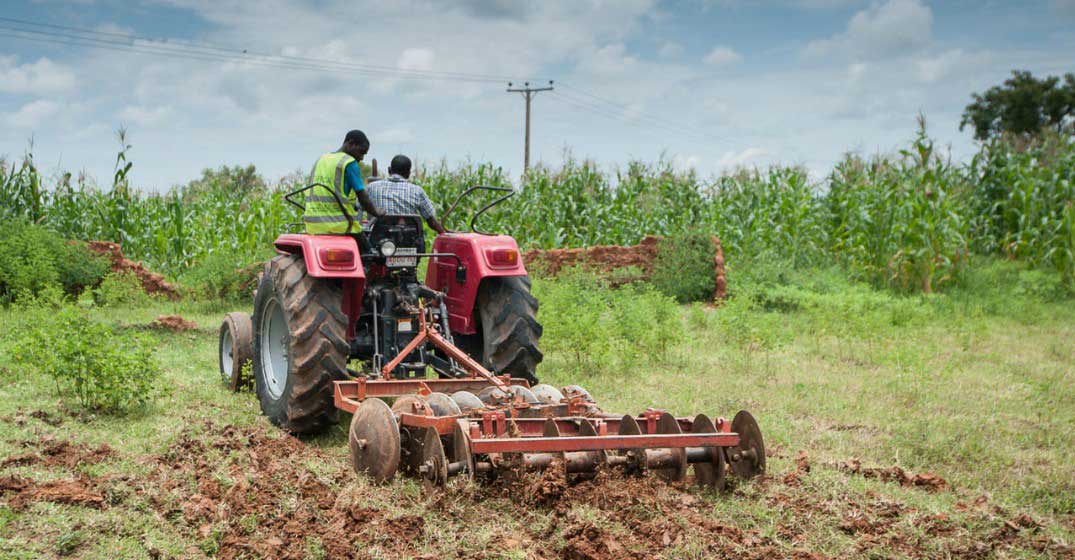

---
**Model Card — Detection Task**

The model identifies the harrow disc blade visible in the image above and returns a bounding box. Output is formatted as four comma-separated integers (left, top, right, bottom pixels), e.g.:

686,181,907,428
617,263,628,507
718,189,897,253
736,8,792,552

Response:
426,392,462,416
654,413,688,482
391,395,428,416
419,427,448,488
509,385,540,404
450,391,484,412
617,415,645,475
531,384,565,404
348,399,400,483
477,386,510,405
690,414,727,491
729,410,766,480
451,420,475,482
561,385,594,403
573,419,606,477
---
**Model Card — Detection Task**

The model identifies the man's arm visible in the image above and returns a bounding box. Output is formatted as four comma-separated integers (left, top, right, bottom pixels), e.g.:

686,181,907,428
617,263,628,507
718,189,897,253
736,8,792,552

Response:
345,161,383,218
426,216,448,235
417,187,447,234
357,190,384,219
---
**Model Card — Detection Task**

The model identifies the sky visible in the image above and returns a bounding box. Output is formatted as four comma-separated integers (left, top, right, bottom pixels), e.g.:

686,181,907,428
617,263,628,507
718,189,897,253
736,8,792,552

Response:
1,0,1073,191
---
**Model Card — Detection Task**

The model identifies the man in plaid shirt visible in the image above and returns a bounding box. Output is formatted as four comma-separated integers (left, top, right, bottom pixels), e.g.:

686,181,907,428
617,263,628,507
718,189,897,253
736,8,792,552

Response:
367,155,448,234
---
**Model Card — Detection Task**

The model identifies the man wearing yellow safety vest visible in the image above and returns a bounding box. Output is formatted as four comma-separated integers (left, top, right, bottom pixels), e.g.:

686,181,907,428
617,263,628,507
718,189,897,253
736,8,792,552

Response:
304,130,384,234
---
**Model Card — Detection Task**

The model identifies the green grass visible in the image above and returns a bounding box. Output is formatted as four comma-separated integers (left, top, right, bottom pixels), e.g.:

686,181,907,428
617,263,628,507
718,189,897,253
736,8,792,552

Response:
0,263,1072,558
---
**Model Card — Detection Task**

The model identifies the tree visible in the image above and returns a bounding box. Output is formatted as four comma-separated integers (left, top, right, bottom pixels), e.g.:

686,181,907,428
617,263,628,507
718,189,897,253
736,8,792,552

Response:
960,70,1075,141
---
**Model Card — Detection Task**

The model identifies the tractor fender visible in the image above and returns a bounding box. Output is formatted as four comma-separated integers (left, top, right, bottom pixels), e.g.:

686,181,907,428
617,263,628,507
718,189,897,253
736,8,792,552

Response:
274,234,366,338
426,233,528,335
273,234,366,280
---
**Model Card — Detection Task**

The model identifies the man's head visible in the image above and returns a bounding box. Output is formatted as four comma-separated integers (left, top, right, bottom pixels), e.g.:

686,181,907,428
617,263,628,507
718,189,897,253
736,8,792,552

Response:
341,130,370,161
389,155,412,179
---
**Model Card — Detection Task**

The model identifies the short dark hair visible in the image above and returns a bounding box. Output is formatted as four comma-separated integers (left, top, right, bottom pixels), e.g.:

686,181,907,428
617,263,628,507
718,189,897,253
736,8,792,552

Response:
344,130,369,149
389,154,412,178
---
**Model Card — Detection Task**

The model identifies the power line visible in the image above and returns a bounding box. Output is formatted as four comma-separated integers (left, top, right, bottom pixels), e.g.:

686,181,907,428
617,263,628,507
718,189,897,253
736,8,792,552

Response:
549,90,727,145
556,83,750,148
0,17,542,84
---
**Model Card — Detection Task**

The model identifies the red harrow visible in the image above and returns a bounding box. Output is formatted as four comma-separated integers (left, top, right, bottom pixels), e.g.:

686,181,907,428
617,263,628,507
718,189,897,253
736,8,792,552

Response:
334,307,766,488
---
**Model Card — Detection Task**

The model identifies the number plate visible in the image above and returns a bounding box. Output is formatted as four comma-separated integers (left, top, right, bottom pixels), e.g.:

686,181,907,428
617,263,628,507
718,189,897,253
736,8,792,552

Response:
386,247,418,268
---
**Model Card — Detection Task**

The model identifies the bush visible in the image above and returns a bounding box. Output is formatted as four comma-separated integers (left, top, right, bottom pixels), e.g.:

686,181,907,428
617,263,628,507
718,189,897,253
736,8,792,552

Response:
10,306,160,414
180,250,261,302
650,229,716,303
0,219,110,303
533,271,677,374
93,270,152,307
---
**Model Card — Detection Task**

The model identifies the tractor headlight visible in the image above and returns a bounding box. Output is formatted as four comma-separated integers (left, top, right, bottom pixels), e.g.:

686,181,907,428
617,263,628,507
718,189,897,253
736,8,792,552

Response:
380,240,397,257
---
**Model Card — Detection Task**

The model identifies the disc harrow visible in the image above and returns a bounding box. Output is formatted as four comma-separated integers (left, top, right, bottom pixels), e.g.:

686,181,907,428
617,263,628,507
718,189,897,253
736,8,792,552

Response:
334,379,765,489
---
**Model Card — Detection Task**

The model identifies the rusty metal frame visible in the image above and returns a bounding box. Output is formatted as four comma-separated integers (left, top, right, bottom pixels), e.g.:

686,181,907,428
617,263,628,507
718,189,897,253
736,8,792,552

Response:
469,433,738,454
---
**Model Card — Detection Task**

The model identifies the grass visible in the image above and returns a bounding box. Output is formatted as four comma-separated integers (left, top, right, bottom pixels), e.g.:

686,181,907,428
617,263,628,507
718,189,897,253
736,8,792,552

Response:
0,262,1073,558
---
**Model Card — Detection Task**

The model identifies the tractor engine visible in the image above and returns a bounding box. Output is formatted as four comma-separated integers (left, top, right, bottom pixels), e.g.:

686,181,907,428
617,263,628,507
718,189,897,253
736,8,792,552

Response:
350,215,443,379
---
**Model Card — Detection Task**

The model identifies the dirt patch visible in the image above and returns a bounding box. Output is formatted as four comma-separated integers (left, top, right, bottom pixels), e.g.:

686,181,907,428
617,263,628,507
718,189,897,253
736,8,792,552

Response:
782,450,811,487
0,474,105,510
837,459,949,492
147,314,198,332
86,241,180,300
1,407,65,427
524,235,727,301
1,438,114,469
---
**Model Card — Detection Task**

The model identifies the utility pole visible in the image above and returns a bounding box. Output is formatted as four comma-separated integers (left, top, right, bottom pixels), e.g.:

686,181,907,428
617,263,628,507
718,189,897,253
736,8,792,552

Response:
506,80,554,173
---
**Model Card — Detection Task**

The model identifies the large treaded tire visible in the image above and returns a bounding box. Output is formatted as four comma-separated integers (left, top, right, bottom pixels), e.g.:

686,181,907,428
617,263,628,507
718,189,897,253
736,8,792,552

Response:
475,276,543,385
252,253,348,435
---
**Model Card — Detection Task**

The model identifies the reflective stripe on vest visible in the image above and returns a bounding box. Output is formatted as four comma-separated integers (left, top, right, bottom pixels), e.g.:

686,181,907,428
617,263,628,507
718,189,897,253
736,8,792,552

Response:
304,152,357,234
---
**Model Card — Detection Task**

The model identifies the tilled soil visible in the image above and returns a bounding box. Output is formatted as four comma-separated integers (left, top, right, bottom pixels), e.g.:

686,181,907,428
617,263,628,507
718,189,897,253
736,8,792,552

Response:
2,421,1071,559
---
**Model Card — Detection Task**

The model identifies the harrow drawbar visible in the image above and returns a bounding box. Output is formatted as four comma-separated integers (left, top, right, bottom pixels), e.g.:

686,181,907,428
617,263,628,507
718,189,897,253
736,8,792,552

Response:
334,379,766,489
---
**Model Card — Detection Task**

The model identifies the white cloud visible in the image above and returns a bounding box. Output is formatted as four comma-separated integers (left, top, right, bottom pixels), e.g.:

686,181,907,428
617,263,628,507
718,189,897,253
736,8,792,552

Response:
119,105,174,127
0,56,77,94
4,100,60,128
718,147,768,168
804,0,932,60
658,41,684,58
703,46,742,65
397,48,436,73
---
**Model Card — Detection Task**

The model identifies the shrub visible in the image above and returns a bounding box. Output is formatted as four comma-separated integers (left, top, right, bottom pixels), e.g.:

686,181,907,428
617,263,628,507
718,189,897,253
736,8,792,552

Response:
11,306,160,414
650,229,716,303
93,270,152,307
0,219,110,303
533,271,678,374
180,250,262,302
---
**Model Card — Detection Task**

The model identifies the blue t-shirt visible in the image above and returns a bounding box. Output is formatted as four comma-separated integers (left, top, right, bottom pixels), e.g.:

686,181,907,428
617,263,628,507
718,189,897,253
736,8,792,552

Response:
344,161,365,196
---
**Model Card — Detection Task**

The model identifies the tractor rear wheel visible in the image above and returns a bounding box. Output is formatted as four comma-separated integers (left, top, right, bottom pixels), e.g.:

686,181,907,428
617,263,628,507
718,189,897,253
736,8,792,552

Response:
472,276,543,385
252,253,349,435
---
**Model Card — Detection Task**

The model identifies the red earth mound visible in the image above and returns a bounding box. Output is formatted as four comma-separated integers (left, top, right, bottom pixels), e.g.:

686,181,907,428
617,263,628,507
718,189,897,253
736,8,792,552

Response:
523,235,728,302
85,241,180,299
147,314,198,332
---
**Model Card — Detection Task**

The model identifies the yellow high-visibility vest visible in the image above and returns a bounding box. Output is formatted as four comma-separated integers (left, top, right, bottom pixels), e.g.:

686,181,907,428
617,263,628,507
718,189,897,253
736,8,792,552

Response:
304,152,357,234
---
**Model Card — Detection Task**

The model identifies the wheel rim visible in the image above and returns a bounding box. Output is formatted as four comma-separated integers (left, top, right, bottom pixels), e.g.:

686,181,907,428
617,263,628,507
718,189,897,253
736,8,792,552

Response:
259,297,289,400
220,326,234,383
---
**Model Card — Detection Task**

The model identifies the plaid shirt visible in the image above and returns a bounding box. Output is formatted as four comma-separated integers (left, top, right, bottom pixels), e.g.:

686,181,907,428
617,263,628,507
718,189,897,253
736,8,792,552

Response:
366,174,437,219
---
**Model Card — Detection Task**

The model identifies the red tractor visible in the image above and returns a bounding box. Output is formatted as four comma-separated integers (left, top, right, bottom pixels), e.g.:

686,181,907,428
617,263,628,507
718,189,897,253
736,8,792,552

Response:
219,173,765,488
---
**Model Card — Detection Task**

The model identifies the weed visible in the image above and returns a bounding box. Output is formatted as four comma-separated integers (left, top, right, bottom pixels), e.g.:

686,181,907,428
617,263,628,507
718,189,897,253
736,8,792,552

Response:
93,271,152,307
651,228,717,303
10,305,160,413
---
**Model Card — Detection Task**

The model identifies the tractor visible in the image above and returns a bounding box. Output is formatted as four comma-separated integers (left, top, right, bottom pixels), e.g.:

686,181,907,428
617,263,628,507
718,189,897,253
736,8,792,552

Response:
218,164,765,487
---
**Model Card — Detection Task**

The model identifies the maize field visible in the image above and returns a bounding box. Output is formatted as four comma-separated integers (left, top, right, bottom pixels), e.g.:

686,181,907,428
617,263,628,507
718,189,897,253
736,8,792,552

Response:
1,126,1072,292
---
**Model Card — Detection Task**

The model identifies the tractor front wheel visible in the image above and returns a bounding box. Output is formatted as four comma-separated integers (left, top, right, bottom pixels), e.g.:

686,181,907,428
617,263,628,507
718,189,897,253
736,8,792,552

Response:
252,253,349,435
